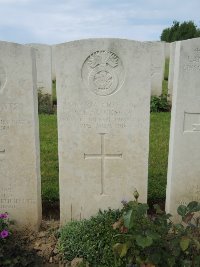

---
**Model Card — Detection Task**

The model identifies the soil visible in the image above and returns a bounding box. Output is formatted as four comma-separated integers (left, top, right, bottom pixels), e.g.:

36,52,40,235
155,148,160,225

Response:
42,201,60,220
15,220,61,266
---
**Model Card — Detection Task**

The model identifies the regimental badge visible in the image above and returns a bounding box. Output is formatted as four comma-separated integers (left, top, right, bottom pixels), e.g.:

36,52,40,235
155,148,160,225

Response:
82,50,125,96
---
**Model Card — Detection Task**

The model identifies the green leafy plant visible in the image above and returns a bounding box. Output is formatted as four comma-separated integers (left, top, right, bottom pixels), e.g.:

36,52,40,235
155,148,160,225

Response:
150,94,171,112
58,209,123,267
113,191,200,267
38,89,54,114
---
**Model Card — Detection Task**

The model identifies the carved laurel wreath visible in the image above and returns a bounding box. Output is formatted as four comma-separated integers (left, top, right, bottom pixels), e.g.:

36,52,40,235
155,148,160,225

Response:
87,51,119,69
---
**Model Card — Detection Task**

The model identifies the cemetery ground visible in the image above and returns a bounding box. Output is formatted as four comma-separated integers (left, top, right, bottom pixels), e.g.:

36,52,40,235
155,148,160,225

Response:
0,112,172,267
1,57,176,267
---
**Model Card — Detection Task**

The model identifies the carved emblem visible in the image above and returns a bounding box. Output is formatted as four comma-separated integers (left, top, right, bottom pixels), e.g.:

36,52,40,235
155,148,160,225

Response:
0,62,7,94
82,51,125,96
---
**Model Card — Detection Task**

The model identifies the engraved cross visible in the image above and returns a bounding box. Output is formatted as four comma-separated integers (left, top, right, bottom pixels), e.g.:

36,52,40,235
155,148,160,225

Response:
84,133,122,195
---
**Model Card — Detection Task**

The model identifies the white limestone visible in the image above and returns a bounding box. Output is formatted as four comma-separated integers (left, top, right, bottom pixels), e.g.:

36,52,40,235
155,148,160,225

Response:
166,38,200,221
27,43,52,95
146,42,165,96
55,39,151,224
168,42,176,102
0,41,41,229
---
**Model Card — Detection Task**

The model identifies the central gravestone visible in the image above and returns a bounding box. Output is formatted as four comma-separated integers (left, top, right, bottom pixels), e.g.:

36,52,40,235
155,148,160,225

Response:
55,39,151,224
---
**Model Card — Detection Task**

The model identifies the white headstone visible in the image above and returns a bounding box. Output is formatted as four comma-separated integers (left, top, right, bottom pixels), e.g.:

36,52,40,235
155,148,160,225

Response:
168,42,176,102
27,43,52,95
0,41,41,229
146,42,165,96
56,39,151,224
166,38,200,221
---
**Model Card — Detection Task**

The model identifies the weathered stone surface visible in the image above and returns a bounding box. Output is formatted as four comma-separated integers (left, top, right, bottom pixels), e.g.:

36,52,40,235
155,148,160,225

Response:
166,38,200,221
146,41,165,96
27,43,52,95
0,41,41,229
55,39,151,224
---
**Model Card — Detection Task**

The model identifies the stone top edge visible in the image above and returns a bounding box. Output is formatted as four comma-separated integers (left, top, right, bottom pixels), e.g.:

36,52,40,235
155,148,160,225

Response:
54,38,163,47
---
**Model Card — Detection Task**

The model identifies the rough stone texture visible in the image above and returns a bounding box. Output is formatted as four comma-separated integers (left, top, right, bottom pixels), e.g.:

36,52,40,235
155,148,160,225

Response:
165,42,170,59
166,38,200,221
0,41,41,229
51,45,56,81
146,41,165,96
55,39,151,224
27,43,52,95
168,42,176,102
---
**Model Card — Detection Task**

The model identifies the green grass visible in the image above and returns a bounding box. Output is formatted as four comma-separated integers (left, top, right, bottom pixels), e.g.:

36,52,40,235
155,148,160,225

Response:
164,58,169,81
148,112,171,203
39,114,59,202
52,80,57,104
39,112,171,204
162,79,168,95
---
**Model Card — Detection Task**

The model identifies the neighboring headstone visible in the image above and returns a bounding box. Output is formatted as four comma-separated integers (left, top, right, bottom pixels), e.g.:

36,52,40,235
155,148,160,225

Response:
166,38,200,221
56,39,151,224
146,42,165,96
27,43,52,95
51,45,56,81
168,42,176,102
0,41,41,229
165,42,170,59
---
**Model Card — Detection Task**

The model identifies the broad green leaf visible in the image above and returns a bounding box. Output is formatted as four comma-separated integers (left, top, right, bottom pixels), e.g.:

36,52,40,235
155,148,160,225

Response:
119,242,129,257
177,205,187,217
180,236,190,251
123,209,134,229
113,243,129,258
137,203,149,216
146,231,160,240
187,201,200,212
113,243,122,255
136,235,153,248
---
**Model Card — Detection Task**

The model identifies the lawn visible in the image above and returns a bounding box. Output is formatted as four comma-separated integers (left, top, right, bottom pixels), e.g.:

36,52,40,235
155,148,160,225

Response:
39,112,171,204
39,114,59,203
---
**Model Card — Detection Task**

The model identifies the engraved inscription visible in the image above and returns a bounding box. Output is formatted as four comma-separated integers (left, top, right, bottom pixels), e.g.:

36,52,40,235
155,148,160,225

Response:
0,119,32,132
60,100,135,130
82,51,125,96
0,63,7,94
189,184,200,201
0,185,36,210
0,103,23,113
84,133,122,195
178,185,200,205
184,112,200,132
151,66,161,76
183,47,200,72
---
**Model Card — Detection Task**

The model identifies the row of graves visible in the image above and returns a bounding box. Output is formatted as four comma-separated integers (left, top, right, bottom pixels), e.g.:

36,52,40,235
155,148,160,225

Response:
0,38,199,230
